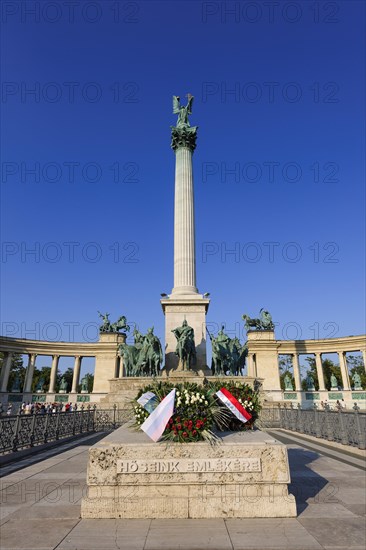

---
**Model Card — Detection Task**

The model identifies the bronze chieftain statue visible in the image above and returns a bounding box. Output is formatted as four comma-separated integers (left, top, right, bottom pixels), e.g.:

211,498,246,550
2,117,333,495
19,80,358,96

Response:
172,319,196,371
118,327,163,377
207,326,248,376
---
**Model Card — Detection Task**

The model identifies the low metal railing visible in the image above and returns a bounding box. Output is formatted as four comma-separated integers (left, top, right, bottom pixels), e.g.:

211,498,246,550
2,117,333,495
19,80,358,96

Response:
0,405,131,454
271,403,366,450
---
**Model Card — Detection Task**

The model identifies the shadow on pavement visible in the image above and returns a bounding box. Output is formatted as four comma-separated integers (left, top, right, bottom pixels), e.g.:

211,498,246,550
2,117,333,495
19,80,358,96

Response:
287,447,328,514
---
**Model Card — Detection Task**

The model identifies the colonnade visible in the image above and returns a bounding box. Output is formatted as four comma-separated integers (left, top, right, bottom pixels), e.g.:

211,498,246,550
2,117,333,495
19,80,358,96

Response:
0,334,365,399
0,352,86,394
282,350,365,391
246,332,366,394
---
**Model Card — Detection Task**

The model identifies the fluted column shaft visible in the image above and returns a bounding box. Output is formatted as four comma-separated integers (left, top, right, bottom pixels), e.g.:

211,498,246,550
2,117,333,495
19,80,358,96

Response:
0,352,13,392
292,354,302,391
247,353,256,377
172,146,198,294
338,351,350,390
24,354,37,393
71,356,82,393
315,353,325,390
48,354,59,393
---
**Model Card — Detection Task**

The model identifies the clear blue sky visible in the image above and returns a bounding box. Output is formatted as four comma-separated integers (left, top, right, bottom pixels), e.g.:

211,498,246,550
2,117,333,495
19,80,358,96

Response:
1,1,365,373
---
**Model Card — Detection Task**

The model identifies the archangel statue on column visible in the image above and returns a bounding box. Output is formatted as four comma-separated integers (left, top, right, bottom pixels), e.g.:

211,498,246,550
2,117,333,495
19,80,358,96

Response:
171,94,198,151
173,93,194,128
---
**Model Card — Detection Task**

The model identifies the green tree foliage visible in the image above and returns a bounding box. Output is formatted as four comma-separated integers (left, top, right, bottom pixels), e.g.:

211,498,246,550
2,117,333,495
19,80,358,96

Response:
31,366,51,392
2,353,26,391
78,373,94,393
347,354,366,389
278,355,295,390
0,354,95,394
56,367,74,392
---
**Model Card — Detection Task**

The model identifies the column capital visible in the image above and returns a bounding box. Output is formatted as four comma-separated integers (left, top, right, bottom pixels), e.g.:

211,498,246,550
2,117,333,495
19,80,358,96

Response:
171,126,198,152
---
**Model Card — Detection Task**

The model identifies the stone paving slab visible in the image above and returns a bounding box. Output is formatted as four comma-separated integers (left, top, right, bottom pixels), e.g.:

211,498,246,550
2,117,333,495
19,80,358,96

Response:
225,518,322,549
7,503,81,520
298,518,366,548
144,519,232,550
0,518,80,550
58,519,151,550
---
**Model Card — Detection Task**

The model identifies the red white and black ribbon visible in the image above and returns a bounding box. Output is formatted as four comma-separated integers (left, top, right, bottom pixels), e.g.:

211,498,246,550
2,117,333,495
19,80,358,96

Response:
216,387,252,424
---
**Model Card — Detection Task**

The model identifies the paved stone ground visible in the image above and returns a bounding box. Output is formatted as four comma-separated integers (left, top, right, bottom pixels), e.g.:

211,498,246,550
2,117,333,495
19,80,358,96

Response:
0,430,365,550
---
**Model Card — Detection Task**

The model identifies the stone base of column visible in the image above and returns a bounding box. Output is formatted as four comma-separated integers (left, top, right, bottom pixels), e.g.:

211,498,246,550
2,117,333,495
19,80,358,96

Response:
247,331,281,391
161,295,210,372
93,333,126,393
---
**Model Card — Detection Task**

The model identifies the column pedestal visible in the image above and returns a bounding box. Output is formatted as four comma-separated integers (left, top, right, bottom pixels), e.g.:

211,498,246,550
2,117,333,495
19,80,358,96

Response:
93,333,126,393
246,331,280,392
161,296,210,373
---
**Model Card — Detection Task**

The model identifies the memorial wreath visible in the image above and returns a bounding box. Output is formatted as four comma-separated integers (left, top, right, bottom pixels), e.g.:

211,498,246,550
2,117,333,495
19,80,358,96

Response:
132,380,261,443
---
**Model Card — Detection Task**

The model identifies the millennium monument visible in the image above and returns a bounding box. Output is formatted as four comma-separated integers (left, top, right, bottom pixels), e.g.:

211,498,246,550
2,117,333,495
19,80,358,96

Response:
161,94,210,373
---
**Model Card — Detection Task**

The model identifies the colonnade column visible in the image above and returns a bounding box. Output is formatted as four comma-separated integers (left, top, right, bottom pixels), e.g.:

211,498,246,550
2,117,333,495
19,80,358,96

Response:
24,354,37,393
247,353,256,377
314,353,325,390
48,354,59,393
71,356,82,393
115,356,121,378
338,351,350,390
0,352,13,392
362,349,366,373
292,354,302,391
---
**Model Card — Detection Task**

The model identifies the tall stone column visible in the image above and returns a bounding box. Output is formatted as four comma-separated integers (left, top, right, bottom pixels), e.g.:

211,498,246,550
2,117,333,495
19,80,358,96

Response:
24,354,37,393
161,96,210,373
172,145,197,295
315,353,325,391
0,352,13,392
338,351,350,390
292,354,302,391
71,356,82,393
48,354,59,393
